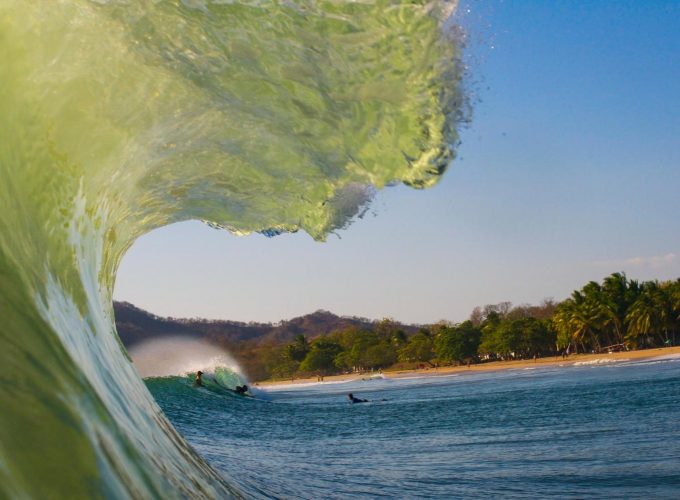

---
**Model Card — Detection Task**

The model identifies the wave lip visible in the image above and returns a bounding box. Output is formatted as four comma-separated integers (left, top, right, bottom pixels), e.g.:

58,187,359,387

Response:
0,0,466,497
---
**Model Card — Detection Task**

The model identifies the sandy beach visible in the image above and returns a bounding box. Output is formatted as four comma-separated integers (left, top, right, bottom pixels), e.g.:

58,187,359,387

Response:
258,345,680,386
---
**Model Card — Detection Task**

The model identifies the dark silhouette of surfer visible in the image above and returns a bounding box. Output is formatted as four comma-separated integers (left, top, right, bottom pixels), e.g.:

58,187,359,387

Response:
194,371,203,387
235,384,248,395
348,393,367,403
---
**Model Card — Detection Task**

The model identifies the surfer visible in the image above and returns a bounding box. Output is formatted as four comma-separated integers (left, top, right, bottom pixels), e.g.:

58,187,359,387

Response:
235,384,248,395
194,371,204,387
348,393,367,404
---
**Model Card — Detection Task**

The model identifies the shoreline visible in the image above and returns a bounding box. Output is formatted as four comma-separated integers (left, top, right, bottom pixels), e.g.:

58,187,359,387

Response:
257,345,680,386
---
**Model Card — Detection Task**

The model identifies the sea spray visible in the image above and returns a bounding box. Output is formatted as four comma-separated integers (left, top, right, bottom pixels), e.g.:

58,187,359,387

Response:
128,337,246,380
0,0,466,497
129,337,254,394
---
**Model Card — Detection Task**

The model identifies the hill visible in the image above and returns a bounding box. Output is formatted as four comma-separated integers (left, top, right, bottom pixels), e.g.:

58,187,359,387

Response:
114,301,420,349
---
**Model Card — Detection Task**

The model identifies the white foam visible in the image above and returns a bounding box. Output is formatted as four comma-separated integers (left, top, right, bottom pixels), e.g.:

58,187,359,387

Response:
573,358,628,366
259,378,360,391
259,373,395,392
645,352,680,362
394,373,460,381
128,336,244,378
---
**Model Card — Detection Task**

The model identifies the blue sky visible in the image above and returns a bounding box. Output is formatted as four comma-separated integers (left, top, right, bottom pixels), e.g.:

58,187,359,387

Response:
114,0,680,324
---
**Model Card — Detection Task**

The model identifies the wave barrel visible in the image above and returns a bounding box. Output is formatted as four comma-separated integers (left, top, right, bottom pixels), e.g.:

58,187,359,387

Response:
0,0,465,497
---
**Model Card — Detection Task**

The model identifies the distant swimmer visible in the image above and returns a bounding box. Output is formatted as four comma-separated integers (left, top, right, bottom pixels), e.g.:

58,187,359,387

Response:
348,393,367,404
194,371,204,387
235,384,248,395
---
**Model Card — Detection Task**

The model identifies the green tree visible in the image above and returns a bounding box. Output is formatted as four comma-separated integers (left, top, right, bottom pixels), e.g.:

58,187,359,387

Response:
333,350,354,372
286,334,310,362
514,317,555,357
299,338,343,375
363,343,397,369
600,272,638,345
478,312,502,358
349,331,377,370
626,281,677,347
397,331,434,364
491,320,523,358
269,348,300,379
390,329,409,349
669,279,680,345
375,318,400,340
553,286,605,353
478,316,554,359
434,321,481,364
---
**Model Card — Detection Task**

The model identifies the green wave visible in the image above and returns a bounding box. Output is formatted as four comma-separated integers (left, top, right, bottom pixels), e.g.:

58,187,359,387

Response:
0,0,465,497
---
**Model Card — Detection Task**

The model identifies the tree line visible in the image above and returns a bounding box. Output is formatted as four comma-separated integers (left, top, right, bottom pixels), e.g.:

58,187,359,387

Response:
239,273,680,381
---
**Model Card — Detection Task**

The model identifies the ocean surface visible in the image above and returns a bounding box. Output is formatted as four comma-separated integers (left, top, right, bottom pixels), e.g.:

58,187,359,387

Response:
148,355,680,499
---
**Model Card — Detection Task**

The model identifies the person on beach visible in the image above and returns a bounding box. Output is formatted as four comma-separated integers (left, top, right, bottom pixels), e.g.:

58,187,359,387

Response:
348,393,367,404
194,370,204,387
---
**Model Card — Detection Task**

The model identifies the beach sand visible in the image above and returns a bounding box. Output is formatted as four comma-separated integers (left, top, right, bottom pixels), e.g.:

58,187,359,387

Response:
258,345,680,386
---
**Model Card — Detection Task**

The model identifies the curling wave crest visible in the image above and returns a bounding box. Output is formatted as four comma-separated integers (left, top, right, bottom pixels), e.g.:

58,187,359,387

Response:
0,0,466,497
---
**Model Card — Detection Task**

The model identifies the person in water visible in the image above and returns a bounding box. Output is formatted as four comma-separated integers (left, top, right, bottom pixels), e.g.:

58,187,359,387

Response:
235,384,248,394
348,393,367,404
194,370,203,387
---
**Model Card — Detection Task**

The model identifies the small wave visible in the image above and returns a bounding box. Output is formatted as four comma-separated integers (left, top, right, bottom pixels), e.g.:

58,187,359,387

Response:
260,378,361,391
573,358,628,366
261,373,388,391
647,352,680,362
392,373,461,382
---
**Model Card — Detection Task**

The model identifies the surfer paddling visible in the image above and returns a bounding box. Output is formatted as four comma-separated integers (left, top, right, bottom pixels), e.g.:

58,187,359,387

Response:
347,393,367,404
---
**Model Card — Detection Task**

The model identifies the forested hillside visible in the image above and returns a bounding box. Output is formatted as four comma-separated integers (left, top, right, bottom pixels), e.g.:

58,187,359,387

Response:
115,273,680,381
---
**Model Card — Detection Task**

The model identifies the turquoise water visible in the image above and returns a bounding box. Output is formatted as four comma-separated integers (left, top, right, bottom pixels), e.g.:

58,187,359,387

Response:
148,356,680,498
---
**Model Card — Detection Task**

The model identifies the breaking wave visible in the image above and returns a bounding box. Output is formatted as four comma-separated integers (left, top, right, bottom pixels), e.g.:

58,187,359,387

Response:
0,0,466,497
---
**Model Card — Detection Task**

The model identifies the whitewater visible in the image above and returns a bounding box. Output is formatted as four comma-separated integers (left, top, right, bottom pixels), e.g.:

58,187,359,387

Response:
0,0,464,497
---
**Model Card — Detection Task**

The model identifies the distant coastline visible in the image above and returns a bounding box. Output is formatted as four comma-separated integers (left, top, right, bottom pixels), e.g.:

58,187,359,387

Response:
116,272,680,382
258,346,680,386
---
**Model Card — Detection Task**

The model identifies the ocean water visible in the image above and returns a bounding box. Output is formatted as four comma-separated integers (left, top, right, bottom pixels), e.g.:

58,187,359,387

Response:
148,356,680,499
0,1,465,497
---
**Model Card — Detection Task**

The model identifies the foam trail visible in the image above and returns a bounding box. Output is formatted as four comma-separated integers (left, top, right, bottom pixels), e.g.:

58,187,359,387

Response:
0,0,466,497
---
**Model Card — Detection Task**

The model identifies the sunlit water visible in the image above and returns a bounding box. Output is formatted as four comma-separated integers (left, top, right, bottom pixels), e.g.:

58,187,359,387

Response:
0,1,465,496
148,356,680,499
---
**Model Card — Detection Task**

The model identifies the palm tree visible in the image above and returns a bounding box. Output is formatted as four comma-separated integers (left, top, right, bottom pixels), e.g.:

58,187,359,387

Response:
626,281,669,347
552,304,571,352
658,280,680,346
600,272,635,345
670,279,680,345
554,287,605,353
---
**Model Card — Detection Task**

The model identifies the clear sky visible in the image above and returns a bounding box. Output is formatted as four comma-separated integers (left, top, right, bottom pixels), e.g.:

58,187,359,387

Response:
114,0,680,324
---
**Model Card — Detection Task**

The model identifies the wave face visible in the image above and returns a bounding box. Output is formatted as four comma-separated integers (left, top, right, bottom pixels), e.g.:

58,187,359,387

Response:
0,0,464,497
